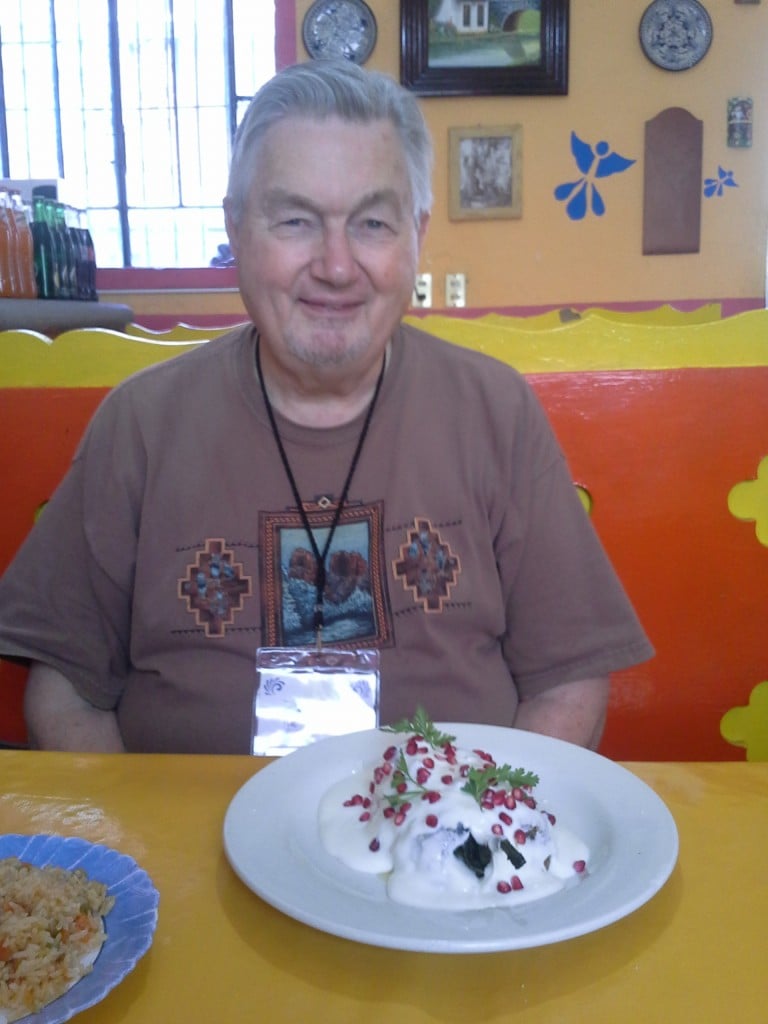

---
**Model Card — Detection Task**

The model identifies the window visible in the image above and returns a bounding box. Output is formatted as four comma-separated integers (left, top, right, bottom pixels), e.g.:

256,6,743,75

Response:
0,0,276,268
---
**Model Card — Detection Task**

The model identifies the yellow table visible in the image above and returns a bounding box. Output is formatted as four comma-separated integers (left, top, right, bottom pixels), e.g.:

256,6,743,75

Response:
1,753,765,1024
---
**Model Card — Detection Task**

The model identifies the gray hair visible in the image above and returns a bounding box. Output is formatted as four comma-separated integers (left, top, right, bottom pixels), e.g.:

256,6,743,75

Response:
226,60,433,227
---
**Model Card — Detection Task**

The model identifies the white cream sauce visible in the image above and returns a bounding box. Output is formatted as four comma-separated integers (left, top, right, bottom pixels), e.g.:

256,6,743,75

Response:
318,737,589,911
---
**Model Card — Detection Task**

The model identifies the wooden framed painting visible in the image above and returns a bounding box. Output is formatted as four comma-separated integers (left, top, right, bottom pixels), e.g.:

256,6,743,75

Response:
448,124,523,221
400,0,569,96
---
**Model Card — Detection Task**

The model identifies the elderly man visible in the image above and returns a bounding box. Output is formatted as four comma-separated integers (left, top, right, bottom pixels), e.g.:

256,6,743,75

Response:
0,61,652,753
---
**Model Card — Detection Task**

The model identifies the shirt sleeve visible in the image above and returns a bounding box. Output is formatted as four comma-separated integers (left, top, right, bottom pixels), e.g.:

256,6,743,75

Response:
496,383,654,695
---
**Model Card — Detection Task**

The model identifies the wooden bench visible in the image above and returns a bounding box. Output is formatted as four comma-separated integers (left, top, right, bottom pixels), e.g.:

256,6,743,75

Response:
2,315,766,758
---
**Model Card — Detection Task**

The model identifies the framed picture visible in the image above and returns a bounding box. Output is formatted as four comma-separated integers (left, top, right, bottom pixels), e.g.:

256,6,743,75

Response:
448,125,523,221
400,0,569,96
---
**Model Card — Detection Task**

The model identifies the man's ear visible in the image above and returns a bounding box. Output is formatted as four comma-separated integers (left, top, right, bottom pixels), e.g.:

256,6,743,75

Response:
416,211,430,251
223,196,239,258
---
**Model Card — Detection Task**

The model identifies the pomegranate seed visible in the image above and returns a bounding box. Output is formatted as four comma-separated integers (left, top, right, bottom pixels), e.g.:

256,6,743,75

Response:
416,767,431,785
512,788,524,801
369,838,380,852
406,738,419,755
394,811,406,826
383,745,397,761
514,829,527,845
400,801,412,813
383,806,395,818
441,775,453,785
381,762,393,776
493,790,506,806
504,794,517,810
481,797,495,810
425,814,439,828
497,880,512,894
423,757,435,769
511,876,524,891
499,812,513,826
573,860,587,874
491,824,504,836
524,796,537,809
423,790,441,803
396,781,408,794
359,811,371,822
547,813,556,826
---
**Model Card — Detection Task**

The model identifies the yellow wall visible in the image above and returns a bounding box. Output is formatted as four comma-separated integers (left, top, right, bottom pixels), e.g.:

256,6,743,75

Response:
294,0,768,309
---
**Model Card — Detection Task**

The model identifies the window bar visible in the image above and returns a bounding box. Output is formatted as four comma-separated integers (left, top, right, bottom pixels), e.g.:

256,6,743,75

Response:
0,28,10,178
49,0,65,176
224,0,237,143
107,0,131,266
168,0,185,216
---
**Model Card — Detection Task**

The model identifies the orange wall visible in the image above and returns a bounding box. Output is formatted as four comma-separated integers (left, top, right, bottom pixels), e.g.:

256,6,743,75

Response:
101,1,768,323
293,0,768,310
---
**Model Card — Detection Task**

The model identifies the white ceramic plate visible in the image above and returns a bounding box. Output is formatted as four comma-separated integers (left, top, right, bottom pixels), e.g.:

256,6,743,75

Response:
223,724,679,953
0,834,159,1023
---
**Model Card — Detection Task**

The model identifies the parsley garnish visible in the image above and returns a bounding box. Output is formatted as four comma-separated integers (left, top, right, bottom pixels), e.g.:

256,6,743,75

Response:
461,764,540,801
382,708,540,810
384,706,456,747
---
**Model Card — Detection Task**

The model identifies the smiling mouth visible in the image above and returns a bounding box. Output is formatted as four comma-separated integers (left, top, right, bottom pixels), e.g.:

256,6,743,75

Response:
301,298,362,316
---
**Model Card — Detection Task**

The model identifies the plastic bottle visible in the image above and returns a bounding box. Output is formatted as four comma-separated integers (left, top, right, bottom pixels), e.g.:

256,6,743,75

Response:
68,208,87,299
53,202,77,299
0,189,22,298
31,195,58,299
43,199,68,298
78,210,98,300
10,191,38,298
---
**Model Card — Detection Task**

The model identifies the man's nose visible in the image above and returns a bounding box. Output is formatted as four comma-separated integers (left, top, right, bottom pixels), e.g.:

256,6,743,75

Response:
312,226,357,285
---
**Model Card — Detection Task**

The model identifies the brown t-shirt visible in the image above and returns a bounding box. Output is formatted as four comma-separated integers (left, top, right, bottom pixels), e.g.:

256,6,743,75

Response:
0,323,653,751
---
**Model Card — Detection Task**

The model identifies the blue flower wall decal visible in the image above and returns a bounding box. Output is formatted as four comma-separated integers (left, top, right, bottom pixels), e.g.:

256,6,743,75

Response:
704,166,738,197
554,132,636,220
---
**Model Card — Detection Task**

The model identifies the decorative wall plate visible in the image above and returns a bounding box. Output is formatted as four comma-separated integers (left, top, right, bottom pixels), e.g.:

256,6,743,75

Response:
639,0,713,71
302,0,378,65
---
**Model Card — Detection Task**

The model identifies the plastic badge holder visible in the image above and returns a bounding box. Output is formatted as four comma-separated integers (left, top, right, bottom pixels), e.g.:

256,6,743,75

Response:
253,647,379,756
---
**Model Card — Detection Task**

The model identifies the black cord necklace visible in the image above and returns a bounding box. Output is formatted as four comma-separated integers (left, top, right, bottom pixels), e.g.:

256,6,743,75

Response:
255,337,387,645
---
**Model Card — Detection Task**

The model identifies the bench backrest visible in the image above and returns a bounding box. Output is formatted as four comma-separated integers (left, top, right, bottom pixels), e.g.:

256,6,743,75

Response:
2,318,766,757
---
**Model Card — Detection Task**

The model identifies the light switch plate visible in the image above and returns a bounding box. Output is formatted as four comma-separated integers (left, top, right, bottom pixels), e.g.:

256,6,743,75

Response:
412,273,432,307
446,273,466,307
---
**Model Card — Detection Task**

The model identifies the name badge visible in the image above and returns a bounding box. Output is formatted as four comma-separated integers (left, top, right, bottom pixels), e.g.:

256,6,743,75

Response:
252,646,379,756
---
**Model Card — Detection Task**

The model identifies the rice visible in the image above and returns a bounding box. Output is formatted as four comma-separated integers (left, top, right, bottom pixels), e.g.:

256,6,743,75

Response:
0,857,115,1023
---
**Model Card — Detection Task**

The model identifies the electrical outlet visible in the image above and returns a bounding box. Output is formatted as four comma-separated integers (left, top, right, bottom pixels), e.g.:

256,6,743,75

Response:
446,273,466,307
412,273,432,308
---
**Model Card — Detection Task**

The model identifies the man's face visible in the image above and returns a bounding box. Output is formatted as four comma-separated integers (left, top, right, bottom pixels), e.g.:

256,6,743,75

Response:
225,115,428,377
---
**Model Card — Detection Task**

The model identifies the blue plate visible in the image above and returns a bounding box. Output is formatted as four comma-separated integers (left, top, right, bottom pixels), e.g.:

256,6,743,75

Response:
0,834,159,1023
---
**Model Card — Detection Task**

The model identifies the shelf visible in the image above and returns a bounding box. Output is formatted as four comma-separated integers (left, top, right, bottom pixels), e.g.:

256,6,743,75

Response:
0,297,134,335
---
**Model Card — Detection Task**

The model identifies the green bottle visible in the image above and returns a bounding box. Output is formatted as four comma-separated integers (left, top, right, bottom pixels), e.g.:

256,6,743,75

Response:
30,196,58,299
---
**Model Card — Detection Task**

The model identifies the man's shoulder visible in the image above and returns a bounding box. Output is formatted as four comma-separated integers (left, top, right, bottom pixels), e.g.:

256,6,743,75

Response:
108,322,254,400
398,319,527,386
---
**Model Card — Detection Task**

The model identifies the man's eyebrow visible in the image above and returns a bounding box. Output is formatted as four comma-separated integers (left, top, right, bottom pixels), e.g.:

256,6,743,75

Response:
260,187,405,218
352,189,405,215
260,189,318,215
